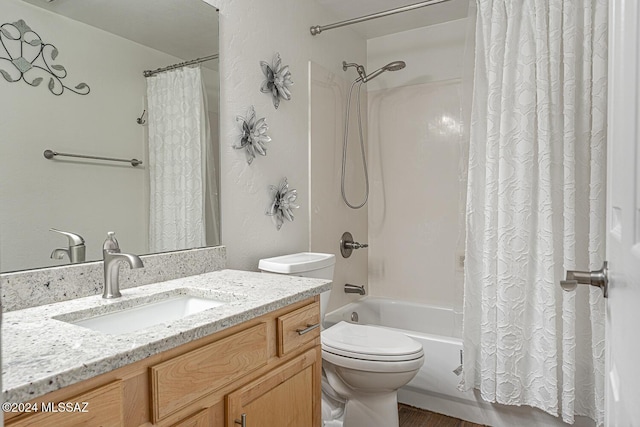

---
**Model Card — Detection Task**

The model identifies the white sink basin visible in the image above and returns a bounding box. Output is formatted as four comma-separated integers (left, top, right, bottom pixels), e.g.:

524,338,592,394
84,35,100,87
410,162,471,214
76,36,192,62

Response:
70,295,225,335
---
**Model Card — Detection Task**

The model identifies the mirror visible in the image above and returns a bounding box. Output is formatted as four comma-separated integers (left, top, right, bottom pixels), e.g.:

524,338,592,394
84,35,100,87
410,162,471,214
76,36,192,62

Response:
0,0,220,273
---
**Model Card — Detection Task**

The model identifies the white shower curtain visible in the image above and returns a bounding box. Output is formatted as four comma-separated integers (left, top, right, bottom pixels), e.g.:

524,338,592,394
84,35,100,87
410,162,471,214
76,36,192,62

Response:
462,1,607,425
147,66,213,252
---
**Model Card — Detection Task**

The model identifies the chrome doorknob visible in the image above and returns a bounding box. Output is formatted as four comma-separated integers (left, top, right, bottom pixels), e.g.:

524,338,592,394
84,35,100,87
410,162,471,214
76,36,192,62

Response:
561,261,608,298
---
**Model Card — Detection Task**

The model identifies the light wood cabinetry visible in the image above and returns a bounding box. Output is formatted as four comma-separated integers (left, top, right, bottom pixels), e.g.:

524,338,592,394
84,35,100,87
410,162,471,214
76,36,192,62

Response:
5,297,321,427
151,323,268,422
7,380,124,427
170,409,209,427
226,348,321,427
277,301,320,357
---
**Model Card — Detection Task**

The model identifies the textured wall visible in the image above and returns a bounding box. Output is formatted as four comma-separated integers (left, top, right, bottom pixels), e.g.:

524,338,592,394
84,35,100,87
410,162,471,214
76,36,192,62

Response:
204,0,367,272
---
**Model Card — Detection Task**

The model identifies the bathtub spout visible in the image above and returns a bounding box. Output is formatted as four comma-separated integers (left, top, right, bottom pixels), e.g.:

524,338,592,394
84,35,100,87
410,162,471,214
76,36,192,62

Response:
344,284,366,295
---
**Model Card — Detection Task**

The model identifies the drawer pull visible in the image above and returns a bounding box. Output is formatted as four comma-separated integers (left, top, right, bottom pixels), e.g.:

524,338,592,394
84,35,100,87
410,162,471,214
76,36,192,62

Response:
235,413,247,426
296,323,320,335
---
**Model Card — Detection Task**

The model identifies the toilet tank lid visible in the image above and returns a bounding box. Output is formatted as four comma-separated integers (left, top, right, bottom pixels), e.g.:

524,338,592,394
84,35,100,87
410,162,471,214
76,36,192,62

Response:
258,252,336,274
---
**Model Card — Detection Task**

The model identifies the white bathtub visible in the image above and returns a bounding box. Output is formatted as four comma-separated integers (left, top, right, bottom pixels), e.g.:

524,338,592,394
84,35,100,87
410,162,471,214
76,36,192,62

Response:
323,297,595,427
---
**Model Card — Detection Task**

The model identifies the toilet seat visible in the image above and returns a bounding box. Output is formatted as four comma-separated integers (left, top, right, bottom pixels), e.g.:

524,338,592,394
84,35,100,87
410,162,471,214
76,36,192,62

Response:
322,321,423,359
321,322,424,368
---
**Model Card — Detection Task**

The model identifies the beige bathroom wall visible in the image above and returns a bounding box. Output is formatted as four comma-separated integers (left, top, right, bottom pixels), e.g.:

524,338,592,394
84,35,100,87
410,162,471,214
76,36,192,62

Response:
309,62,368,311
366,18,469,309
204,0,367,273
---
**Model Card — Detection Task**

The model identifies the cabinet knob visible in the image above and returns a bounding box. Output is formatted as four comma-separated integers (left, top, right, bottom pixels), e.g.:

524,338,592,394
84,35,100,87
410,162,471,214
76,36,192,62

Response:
234,413,247,427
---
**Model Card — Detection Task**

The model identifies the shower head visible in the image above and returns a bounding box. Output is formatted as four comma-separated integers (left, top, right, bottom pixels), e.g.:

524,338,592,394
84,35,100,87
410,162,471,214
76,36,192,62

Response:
383,61,406,72
358,60,407,83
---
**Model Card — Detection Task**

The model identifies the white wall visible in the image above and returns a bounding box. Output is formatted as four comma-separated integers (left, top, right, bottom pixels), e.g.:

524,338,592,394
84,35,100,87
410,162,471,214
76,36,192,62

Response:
204,0,367,273
366,18,469,309
310,62,368,311
367,18,468,91
0,0,205,272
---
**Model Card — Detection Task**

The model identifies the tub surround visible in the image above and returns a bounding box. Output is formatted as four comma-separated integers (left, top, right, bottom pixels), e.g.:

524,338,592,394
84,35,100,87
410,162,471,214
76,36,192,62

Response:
2,269,331,404
1,246,227,312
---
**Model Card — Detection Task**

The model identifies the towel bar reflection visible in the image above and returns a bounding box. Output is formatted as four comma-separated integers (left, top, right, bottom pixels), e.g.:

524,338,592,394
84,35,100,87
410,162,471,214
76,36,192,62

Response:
44,149,142,167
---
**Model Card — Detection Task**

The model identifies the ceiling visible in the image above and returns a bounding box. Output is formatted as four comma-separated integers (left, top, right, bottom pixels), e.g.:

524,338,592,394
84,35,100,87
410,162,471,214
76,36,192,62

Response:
22,0,218,68
314,0,470,39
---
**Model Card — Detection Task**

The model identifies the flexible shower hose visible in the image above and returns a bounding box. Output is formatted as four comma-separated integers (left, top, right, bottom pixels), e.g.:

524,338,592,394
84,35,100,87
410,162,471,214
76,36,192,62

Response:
341,80,369,209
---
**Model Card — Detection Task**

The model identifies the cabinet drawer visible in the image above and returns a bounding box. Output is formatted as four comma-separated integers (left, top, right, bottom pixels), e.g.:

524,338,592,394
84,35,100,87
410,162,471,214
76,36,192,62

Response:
151,322,268,422
171,409,209,427
7,380,123,427
277,302,320,357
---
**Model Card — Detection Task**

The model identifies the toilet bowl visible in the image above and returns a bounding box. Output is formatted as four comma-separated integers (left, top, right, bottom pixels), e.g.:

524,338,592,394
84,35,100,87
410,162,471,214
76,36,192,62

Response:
258,252,425,427
322,321,424,427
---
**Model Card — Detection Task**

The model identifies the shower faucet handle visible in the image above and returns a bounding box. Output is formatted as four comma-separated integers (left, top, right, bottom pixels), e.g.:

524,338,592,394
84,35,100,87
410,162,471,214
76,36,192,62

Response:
340,231,368,258
345,241,368,250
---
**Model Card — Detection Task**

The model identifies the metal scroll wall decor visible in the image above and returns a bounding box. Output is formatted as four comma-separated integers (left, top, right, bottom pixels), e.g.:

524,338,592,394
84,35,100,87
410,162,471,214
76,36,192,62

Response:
266,177,299,230
0,20,90,96
234,105,271,165
260,52,292,109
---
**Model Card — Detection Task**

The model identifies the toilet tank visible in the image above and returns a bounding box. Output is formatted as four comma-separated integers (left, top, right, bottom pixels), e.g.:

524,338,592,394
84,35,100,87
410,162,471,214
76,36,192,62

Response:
258,252,335,279
258,252,335,322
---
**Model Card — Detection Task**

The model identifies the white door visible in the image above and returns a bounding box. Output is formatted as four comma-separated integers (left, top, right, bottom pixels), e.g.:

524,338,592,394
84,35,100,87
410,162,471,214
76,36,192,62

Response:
606,1,640,425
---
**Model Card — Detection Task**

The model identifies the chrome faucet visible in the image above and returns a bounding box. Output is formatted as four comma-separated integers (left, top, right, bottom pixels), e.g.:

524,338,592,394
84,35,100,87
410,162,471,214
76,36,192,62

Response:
50,228,86,264
102,232,143,299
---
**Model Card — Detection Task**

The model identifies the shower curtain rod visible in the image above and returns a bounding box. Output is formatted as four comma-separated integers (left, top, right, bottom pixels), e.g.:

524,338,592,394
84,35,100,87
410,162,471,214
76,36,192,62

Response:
310,0,453,35
143,54,219,77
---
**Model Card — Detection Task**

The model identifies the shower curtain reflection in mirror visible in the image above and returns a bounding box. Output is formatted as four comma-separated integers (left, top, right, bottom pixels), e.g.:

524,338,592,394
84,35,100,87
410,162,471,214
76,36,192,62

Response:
146,66,220,252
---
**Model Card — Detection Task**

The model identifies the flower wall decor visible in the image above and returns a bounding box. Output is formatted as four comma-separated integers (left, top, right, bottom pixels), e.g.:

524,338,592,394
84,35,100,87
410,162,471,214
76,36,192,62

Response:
0,19,90,96
234,106,271,164
260,52,292,109
266,177,299,230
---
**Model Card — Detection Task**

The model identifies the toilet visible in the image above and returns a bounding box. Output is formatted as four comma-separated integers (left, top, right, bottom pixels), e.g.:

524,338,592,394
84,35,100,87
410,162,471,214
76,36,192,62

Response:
258,252,424,427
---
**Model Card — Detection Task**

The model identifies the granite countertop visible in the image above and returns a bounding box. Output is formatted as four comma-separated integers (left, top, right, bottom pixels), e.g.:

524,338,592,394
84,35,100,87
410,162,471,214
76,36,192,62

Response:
2,269,331,404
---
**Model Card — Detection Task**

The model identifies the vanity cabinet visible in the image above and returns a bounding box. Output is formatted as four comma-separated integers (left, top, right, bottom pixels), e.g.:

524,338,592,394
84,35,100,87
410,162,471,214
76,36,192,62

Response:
226,349,319,427
150,323,269,421
5,297,321,427
6,381,124,427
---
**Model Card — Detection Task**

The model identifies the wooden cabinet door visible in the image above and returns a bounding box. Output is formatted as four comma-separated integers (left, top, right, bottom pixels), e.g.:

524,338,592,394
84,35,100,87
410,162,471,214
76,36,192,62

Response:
7,380,123,427
226,348,320,427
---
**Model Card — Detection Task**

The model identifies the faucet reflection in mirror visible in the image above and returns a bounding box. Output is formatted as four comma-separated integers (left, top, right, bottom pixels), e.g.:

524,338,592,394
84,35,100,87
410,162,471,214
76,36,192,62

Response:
0,19,90,95
49,228,85,264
